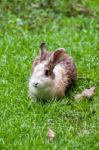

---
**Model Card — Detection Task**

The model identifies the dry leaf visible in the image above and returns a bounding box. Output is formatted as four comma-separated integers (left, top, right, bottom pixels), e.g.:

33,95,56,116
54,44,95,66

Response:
31,3,39,8
75,93,83,100
82,87,95,98
47,129,55,141
75,87,95,101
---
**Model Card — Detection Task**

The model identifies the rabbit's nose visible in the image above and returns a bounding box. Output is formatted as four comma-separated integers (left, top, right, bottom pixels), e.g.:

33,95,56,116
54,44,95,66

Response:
33,82,39,87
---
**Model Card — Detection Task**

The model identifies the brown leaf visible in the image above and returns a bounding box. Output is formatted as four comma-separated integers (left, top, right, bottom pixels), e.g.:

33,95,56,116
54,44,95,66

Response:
75,87,95,101
82,87,95,98
47,129,55,141
75,93,83,101
31,3,39,9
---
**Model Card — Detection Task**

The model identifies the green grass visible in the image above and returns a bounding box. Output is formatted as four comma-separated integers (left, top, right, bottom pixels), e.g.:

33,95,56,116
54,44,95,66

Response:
0,1,99,149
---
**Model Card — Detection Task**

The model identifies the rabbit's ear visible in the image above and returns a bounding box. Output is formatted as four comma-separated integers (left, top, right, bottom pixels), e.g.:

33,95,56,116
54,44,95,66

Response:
40,43,47,61
50,48,65,64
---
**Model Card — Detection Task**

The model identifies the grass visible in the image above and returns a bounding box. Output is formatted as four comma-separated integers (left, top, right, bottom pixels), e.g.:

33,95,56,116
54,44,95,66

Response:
0,1,99,149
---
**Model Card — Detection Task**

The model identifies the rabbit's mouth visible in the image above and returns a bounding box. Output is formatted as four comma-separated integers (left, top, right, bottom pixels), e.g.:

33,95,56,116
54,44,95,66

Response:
34,85,54,99
29,76,54,99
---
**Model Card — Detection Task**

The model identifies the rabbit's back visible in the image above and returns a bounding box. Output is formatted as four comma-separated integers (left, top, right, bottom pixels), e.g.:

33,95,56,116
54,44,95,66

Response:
52,55,77,97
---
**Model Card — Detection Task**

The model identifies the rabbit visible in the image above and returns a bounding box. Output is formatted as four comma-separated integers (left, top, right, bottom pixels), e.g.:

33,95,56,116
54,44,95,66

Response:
29,43,77,100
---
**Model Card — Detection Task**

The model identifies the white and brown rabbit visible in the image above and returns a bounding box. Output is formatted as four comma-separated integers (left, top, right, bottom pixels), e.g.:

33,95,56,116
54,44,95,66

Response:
29,43,77,100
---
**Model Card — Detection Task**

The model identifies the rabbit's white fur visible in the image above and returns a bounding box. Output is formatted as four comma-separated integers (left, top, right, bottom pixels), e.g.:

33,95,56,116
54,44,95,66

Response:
29,43,77,100
29,61,54,99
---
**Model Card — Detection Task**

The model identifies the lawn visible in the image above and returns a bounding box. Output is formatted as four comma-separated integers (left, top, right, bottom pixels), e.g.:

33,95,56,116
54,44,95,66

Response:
0,0,99,149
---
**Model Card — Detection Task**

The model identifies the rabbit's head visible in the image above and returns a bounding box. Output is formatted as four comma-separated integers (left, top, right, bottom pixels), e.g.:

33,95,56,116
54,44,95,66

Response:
29,43,65,99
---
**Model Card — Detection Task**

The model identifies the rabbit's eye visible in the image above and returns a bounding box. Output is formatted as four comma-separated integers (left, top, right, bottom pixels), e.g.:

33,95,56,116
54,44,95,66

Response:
45,69,50,76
